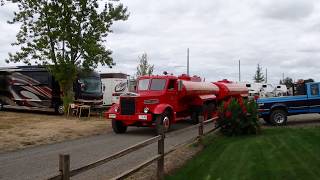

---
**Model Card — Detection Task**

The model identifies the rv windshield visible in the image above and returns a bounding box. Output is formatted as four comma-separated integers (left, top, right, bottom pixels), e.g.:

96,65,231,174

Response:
79,77,102,94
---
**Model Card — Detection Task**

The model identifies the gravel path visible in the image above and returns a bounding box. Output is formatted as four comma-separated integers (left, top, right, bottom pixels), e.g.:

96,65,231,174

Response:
0,120,214,180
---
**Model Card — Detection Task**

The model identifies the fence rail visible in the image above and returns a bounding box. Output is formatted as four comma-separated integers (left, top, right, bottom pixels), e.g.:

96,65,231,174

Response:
47,116,219,180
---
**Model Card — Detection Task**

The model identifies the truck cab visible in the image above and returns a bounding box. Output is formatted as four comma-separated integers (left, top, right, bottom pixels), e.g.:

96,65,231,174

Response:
257,82,320,125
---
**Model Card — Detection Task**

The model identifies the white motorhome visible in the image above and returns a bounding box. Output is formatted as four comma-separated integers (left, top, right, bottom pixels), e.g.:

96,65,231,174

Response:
100,73,129,106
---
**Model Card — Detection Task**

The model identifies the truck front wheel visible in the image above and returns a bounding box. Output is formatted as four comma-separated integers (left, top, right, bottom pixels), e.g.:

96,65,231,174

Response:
156,111,171,134
270,110,287,126
112,119,127,134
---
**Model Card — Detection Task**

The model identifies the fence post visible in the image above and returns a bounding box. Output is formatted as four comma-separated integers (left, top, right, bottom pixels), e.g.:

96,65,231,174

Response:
198,115,204,138
157,125,165,180
59,154,70,180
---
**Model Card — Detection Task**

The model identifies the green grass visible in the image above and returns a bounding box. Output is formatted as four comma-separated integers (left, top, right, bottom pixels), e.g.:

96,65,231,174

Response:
166,127,320,180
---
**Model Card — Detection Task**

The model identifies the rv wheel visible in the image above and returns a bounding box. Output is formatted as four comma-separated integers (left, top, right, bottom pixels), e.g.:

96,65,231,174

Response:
55,105,64,115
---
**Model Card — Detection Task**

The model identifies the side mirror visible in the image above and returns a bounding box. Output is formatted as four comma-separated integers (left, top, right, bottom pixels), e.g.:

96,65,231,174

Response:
178,80,183,91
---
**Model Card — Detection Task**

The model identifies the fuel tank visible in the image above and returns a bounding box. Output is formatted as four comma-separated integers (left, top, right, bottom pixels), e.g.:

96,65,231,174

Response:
182,81,219,96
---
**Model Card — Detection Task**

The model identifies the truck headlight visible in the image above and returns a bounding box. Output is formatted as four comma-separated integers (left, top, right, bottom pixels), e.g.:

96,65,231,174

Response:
144,107,149,113
115,107,118,112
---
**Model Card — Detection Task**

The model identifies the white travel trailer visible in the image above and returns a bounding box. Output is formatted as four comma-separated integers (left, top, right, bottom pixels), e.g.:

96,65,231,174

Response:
100,73,129,106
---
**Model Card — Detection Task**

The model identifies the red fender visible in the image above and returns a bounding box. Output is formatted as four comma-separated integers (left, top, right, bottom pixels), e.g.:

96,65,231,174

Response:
152,104,173,115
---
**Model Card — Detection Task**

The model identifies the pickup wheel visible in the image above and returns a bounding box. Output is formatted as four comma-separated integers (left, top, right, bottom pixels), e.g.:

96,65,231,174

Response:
156,111,171,135
112,119,127,134
270,110,287,126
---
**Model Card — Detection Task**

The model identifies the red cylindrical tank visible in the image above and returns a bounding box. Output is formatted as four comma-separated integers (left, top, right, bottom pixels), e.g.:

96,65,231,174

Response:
213,80,248,100
182,81,220,96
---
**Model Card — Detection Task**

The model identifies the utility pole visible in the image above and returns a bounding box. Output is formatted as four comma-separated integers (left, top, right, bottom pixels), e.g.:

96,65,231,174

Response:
282,73,284,82
265,68,267,83
238,60,241,82
187,48,190,76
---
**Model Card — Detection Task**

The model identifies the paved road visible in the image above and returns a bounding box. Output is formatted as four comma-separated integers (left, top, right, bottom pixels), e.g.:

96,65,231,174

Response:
0,120,214,180
1,114,320,180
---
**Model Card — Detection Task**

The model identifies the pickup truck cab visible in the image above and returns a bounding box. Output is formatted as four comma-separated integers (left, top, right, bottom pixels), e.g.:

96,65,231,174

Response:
257,82,320,125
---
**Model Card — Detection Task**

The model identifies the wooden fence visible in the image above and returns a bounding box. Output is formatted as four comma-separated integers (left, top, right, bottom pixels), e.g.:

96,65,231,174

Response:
47,116,219,180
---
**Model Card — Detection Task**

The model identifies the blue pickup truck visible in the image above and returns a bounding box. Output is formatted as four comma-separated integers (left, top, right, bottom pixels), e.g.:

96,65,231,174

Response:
257,82,320,125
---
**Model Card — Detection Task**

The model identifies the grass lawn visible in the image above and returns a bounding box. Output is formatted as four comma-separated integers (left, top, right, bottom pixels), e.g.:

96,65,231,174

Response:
166,127,320,180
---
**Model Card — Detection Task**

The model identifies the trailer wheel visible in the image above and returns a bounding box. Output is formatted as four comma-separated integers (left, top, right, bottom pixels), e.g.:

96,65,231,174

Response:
112,119,127,134
156,111,171,134
270,110,287,126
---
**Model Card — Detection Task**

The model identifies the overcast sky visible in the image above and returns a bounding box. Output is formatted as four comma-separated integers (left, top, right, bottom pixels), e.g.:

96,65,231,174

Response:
1,0,320,83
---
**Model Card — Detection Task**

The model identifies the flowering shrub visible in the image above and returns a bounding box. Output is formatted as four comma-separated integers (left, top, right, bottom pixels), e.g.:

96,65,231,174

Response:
217,98,260,136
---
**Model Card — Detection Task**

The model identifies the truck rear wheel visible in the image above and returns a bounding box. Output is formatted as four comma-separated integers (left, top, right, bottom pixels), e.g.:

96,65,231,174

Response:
156,111,171,135
112,119,127,134
270,110,287,126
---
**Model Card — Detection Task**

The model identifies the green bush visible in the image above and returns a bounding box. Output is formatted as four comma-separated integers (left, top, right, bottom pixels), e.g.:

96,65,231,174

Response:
217,98,260,136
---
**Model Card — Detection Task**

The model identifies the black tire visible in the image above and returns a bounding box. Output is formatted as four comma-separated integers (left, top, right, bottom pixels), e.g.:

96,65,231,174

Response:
270,110,287,126
0,101,3,111
262,116,271,124
55,104,64,115
191,111,200,124
191,105,209,124
156,111,171,135
112,119,127,134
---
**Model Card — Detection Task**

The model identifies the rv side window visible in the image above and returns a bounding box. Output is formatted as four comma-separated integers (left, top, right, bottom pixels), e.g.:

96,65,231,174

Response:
262,85,267,88
246,84,251,87
21,71,50,85
277,86,281,88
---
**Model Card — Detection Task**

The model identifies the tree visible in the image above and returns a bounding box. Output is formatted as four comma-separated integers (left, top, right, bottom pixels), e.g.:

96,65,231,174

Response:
281,77,293,88
4,0,129,110
253,64,265,83
136,53,154,77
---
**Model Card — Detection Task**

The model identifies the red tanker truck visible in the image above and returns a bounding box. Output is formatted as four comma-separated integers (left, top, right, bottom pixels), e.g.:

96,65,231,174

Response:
105,74,248,134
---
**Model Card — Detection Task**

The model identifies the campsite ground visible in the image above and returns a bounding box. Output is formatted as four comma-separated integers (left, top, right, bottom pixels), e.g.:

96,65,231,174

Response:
0,111,110,152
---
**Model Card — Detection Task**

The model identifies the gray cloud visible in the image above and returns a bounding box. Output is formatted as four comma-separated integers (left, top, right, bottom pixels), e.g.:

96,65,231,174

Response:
258,0,315,21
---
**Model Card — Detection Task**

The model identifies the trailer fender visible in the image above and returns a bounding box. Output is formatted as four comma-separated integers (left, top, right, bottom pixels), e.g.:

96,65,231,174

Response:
153,104,174,115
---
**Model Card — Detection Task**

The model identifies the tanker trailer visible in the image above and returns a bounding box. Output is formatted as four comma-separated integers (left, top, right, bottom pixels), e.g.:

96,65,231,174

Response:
105,74,219,134
213,79,249,100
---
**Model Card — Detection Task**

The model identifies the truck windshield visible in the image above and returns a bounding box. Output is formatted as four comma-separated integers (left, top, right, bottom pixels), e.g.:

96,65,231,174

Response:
138,79,150,90
150,79,166,90
79,77,102,94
